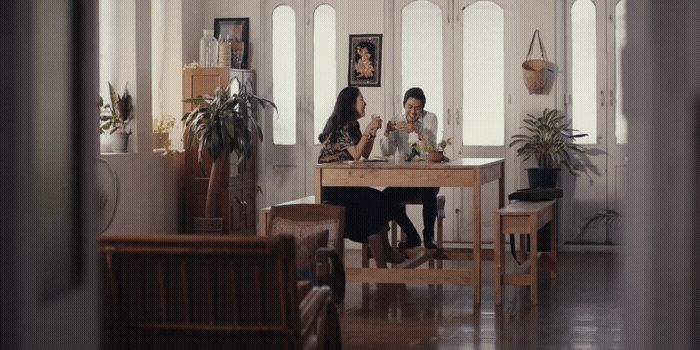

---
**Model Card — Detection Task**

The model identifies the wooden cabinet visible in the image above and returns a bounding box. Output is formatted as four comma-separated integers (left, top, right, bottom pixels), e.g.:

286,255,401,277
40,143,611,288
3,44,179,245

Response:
181,67,257,234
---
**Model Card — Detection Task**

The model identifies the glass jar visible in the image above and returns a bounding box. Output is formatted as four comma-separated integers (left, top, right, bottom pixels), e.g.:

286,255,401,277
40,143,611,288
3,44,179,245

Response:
199,29,218,67
217,33,232,68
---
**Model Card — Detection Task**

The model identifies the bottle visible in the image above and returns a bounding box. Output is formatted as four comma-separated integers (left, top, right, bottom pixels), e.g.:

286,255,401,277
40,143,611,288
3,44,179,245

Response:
199,29,218,67
217,32,232,68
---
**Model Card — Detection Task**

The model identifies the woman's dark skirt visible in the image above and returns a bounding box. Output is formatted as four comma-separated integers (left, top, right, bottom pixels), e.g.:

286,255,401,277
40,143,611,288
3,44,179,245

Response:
322,187,389,243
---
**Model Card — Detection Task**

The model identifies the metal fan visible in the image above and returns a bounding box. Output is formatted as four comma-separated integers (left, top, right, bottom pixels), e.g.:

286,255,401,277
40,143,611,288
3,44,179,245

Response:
96,157,120,233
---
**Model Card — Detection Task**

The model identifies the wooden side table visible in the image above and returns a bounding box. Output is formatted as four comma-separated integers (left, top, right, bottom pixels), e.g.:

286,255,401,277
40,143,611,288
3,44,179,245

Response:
494,200,557,305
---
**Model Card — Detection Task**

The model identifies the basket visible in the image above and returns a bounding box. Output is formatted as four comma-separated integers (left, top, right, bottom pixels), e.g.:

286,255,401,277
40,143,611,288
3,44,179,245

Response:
522,30,556,95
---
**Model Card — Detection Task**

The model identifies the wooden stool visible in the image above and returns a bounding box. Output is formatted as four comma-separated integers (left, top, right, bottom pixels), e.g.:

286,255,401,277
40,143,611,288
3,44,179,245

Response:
494,200,557,305
363,194,445,268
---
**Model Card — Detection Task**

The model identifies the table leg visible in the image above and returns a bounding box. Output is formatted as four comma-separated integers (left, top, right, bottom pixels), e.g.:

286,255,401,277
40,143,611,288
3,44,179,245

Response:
499,162,505,209
530,215,538,305
473,175,482,305
314,168,322,204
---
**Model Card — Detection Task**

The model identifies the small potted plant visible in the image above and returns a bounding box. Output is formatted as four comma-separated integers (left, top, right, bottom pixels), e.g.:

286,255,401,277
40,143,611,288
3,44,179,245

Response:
509,108,587,188
152,114,176,152
100,82,134,153
423,137,452,162
182,80,276,232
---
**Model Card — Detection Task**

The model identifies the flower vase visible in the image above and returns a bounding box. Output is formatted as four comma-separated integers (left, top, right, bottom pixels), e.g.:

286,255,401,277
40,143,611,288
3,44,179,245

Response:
427,151,444,162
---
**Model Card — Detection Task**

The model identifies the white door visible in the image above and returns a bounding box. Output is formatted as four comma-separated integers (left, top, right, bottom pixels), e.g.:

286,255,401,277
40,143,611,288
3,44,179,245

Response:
262,0,307,207
562,0,626,244
304,0,347,194
453,0,516,243
605,0,627,244
393,0,457,242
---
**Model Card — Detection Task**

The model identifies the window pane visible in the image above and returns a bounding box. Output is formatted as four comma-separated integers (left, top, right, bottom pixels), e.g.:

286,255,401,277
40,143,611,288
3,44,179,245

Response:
273,5,296,145
314,5,336,145
615,0,627,144
462,1,504,146
152,0,183,152
571,0,597,144
402,1,444,141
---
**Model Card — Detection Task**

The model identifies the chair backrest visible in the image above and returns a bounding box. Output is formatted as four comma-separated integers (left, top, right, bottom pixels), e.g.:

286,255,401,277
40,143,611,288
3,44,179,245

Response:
268,204,345,261
98,233,302,350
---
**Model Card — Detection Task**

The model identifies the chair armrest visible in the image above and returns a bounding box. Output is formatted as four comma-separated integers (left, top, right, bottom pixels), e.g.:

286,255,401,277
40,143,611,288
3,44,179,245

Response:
315,247,346,304
299,286,333,349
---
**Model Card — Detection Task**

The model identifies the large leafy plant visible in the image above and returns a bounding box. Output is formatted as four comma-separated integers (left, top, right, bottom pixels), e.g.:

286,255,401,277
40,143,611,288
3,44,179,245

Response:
99,82,134,135
182,81,276,218
509,108,587,174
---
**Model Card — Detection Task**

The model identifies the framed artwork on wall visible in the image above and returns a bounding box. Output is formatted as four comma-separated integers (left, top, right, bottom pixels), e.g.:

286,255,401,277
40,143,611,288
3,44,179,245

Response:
214,17,250,69
348,34,382,87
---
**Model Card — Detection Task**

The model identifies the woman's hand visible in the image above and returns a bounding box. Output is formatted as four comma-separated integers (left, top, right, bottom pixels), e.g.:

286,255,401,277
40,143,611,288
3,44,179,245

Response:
365,115,382,136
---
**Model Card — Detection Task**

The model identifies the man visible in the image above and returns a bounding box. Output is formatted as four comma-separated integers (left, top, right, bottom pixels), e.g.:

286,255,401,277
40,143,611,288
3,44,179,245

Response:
380,87,440,249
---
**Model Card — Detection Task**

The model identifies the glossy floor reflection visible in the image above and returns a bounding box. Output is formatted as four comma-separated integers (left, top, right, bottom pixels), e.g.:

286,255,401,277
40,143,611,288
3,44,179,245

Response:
340,252,623,349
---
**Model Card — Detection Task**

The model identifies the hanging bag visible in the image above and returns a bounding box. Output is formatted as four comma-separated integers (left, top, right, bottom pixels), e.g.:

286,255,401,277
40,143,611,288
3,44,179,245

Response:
522,30,556,95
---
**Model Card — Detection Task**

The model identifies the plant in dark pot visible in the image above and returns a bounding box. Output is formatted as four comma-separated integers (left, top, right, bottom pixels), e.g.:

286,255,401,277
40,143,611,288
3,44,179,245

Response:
182,81,276,233
509,108,587,188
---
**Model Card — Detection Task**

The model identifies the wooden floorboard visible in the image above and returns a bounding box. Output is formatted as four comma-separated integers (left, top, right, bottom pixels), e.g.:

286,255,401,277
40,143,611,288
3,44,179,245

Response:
340,251,623,350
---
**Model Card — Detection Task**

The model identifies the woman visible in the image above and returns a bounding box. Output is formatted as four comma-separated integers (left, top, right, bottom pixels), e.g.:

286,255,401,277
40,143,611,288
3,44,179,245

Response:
318,86,405,268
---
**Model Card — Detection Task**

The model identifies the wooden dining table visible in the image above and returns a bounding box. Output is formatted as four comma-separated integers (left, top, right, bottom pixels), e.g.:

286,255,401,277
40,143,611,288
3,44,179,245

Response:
315,157,505,305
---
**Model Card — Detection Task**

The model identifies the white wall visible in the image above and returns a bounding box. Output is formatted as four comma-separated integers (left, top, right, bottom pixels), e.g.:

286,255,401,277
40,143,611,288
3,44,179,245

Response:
100,0,180,234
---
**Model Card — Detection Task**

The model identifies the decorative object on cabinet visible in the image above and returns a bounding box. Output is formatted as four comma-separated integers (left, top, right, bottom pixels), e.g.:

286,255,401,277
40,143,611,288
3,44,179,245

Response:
214,18,250,69
522,29,557,95
509,108,587,188
182,68,275,233
99,82,134,153
348,34,382,87
199,29,218,67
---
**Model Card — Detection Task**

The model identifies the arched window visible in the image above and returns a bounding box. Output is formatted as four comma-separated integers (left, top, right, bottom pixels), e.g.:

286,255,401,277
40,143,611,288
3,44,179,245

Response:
272,5,297,145
313,4,337,144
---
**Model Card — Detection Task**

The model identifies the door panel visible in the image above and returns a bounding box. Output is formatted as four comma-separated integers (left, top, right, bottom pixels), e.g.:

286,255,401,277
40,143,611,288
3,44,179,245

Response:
394,0,459,243
561,0,626,244
454,0,514,243
263,1,306,207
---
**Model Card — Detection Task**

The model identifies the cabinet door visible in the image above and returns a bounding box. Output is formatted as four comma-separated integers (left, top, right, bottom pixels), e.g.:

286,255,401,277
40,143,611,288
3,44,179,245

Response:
229,185,256,234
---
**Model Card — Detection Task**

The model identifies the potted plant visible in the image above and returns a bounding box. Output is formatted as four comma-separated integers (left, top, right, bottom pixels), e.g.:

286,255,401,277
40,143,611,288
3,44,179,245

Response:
509,108,587,188
422,137,452,162
98,96,112,153
182,81,276,232
100,82,134,153
152,114,176,152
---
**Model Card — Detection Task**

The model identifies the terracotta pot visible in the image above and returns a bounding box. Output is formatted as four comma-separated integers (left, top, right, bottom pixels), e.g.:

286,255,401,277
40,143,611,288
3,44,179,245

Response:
427,151,444,162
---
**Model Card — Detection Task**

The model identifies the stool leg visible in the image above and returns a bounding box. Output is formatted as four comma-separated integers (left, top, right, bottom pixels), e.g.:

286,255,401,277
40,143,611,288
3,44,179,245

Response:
495,215,503,305
550,205,558,279
437,217,443,269
529,216,538,305
362,244,370,268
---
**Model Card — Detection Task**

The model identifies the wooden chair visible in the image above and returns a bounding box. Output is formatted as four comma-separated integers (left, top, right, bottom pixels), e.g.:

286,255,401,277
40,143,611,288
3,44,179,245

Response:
99,233,340,350
268,203,346,304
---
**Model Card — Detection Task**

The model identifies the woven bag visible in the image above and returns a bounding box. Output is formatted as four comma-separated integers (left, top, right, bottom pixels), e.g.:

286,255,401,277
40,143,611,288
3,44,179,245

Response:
522,30,556,95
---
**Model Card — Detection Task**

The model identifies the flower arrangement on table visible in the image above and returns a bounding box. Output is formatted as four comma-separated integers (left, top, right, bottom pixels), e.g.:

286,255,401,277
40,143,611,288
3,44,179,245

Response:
406,133,452,162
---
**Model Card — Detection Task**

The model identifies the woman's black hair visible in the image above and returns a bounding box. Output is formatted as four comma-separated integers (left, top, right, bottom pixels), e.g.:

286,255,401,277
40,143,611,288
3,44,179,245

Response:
403,87,426,107
318,86,361,143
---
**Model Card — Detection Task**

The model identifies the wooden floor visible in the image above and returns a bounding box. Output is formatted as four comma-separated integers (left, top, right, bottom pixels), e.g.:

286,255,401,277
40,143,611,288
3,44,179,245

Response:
340,251,623,349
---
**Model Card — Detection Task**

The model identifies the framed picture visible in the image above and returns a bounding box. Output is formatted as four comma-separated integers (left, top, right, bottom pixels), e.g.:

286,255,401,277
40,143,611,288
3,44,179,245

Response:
348,34,382,87
214,17,250,69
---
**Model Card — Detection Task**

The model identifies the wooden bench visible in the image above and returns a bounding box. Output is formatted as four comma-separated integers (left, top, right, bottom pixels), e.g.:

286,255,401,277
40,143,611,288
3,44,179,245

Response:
494,200,557,305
